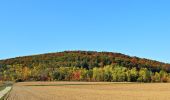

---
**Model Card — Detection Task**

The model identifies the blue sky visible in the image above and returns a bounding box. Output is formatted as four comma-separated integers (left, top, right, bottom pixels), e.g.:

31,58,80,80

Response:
0,0,170,63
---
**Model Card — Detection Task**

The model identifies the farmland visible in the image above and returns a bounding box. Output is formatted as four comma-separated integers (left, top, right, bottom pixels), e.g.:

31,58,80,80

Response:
6,82,170,100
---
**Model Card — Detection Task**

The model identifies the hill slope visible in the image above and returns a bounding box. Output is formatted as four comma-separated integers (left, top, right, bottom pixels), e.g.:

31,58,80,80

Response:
0,51,170,72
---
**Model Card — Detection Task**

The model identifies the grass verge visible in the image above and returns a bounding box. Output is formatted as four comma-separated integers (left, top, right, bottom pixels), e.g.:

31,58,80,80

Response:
0,82,13,100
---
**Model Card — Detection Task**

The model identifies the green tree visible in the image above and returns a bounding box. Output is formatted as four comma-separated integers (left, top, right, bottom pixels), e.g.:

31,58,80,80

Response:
126,68,138,82
80,68,88,81
93,67,104,81
151,72,160,82
86,69,93,81
159,70,169,82
111,66,127,82
53,67,68,81
103,65,113,81
137,68,151,82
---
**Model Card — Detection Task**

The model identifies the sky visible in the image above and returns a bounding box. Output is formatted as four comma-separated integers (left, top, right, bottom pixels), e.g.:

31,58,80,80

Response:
0,0,170,63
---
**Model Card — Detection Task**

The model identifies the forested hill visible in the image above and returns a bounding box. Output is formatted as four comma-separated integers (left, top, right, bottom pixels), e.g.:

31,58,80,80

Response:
0,51,170,72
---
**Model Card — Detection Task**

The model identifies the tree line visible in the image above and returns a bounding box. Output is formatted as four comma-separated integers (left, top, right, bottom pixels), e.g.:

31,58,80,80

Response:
1,64,169,83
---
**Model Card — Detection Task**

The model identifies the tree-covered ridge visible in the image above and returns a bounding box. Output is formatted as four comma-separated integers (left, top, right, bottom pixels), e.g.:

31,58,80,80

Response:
0,51,170,82
0,51,170,72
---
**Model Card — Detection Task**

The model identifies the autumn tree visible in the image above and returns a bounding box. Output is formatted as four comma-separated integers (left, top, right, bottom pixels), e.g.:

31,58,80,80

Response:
137,68,152,82
126,68,138,82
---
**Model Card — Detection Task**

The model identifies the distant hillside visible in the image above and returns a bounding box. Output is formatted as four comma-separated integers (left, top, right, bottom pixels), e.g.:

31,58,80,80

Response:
0,51,170,72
